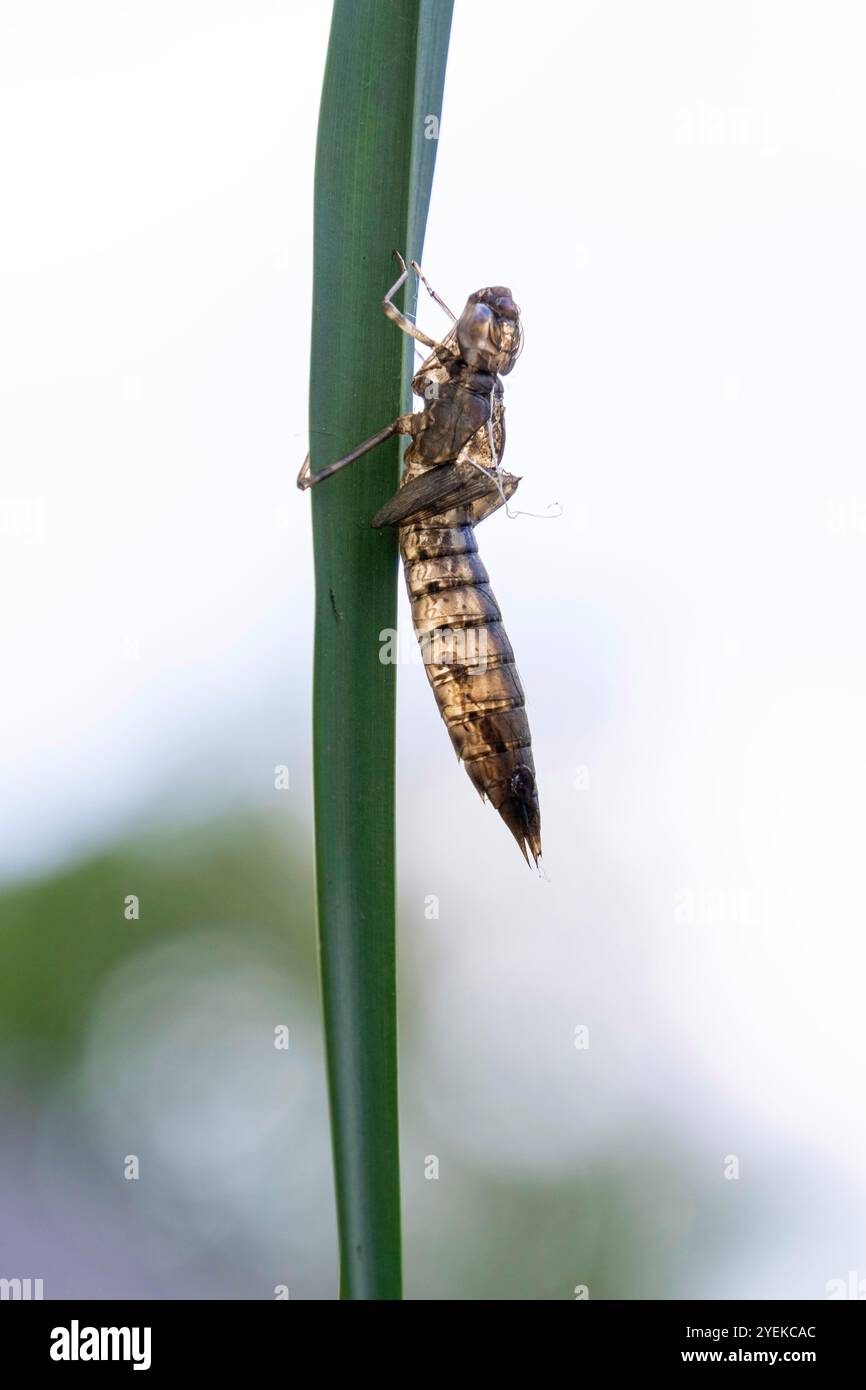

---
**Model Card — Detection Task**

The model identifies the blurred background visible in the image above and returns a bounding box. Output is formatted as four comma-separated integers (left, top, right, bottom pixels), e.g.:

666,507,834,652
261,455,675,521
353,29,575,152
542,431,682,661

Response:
2,0,866,1299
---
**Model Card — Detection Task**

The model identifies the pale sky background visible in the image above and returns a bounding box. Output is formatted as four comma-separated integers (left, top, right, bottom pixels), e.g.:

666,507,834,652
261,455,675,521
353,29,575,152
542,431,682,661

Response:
3,0,866,1296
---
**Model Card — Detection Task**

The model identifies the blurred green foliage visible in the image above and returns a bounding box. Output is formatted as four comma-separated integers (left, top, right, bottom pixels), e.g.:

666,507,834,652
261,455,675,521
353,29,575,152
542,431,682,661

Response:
0,811,752,1299
0,813,317,1061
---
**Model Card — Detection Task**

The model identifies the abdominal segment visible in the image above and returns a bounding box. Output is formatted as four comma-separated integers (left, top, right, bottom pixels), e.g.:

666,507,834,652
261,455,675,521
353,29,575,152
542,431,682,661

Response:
400,515,542,865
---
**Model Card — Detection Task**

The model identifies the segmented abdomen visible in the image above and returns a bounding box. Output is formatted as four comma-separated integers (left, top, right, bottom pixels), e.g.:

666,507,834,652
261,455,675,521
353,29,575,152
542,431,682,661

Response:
400,517,542,864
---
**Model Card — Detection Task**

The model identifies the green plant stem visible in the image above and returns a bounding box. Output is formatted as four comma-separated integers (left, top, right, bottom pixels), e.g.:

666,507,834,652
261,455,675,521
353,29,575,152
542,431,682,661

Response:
308,0,453,1301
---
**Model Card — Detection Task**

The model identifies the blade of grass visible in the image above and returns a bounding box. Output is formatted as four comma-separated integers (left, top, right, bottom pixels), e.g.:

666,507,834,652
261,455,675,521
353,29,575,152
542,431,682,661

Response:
308,0,453,1301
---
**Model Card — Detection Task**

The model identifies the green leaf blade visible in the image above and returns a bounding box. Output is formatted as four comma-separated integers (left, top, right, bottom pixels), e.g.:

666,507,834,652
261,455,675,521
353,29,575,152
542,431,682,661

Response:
308,0,453,1301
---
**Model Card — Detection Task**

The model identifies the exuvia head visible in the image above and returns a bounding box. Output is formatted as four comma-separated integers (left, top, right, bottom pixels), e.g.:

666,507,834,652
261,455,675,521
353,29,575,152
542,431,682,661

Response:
456,286,523,375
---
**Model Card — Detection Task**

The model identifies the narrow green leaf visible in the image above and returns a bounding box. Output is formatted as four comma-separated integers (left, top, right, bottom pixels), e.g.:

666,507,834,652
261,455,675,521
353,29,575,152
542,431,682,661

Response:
308,0,453,1300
